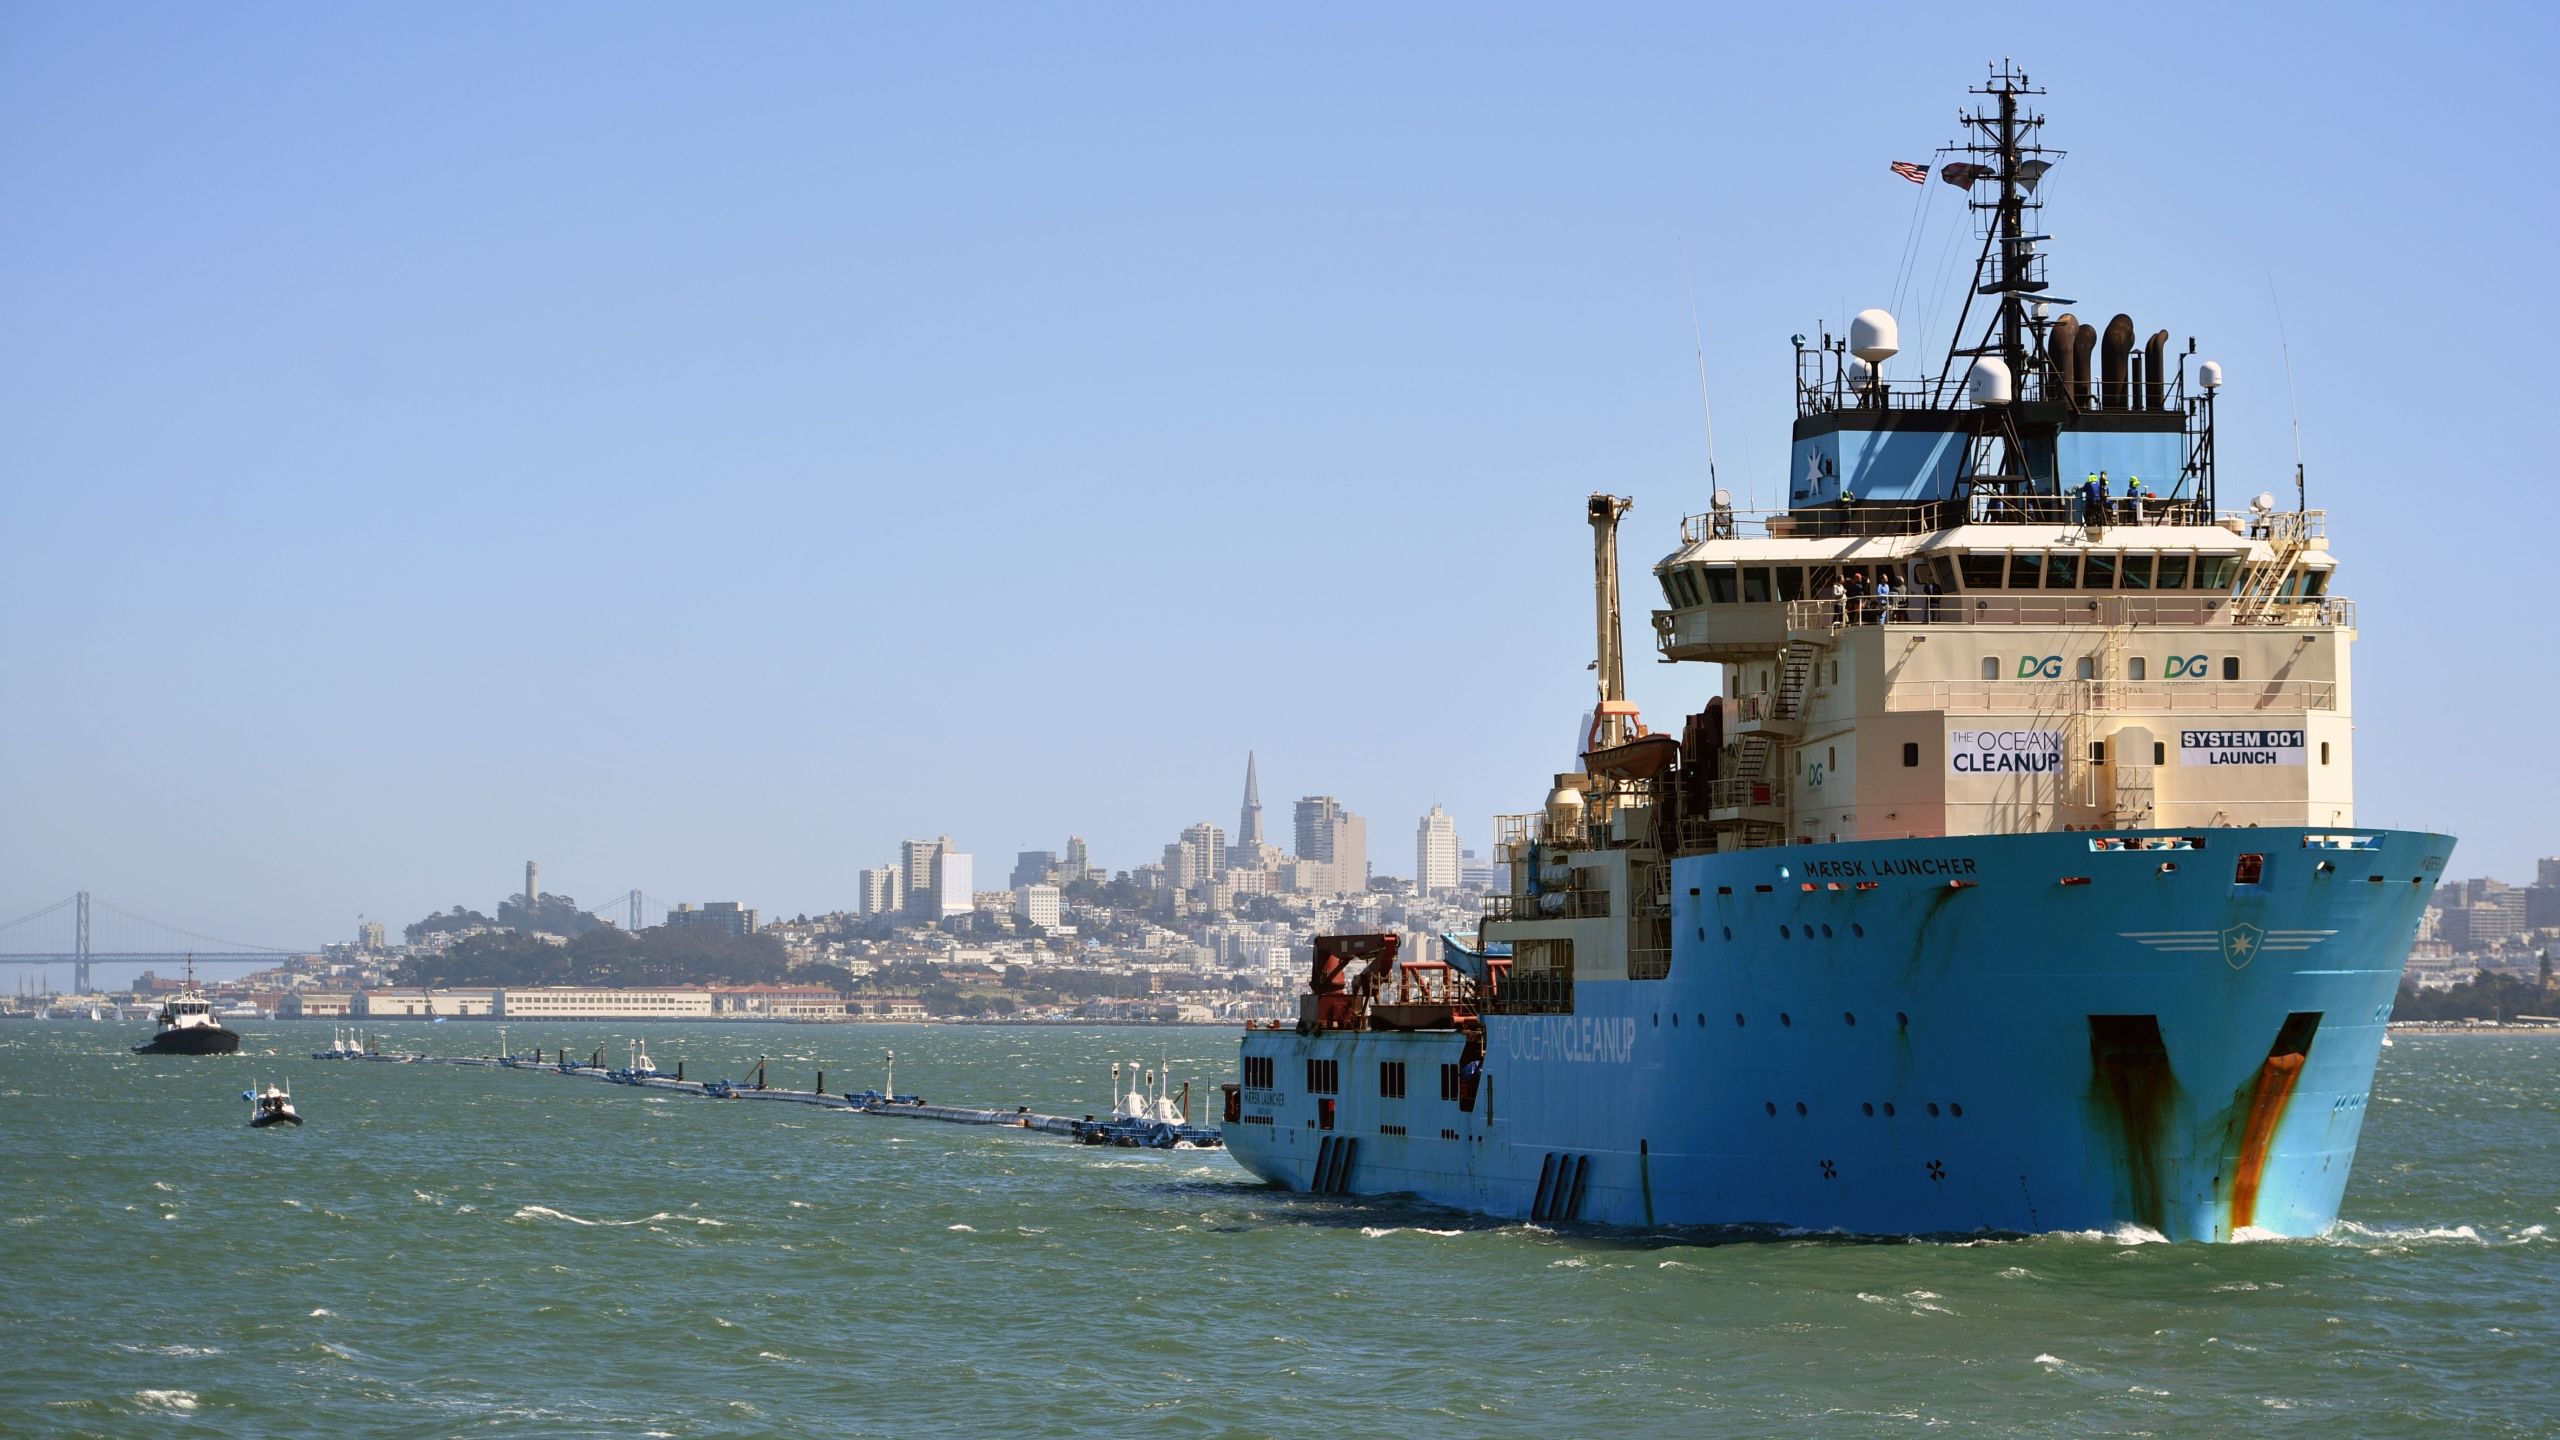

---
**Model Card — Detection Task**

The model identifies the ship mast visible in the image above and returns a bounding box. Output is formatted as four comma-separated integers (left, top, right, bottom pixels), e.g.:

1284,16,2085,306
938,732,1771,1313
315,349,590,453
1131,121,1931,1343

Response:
1935,62,2065,402
1586,493,1637,751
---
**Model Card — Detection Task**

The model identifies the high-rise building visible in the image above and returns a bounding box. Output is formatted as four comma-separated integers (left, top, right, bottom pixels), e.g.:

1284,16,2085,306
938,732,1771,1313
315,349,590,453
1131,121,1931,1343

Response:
903,836,955,918
1064,835,1090,878
1017,884,1062,929
1332,811,1368,892
356,920,386,951
858,866,904,917
1180,822,1227,883
1011,850,1059,889
1235,753,1265,855
1295,797,1343,861
931,848,974,918
1416,805,1460,895
665,901,758,938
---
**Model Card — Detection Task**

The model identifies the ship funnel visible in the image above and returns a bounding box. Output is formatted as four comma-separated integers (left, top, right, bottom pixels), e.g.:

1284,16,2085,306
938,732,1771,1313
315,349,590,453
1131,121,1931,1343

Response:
1849,309,1899,364
2100,314,2136,411
1967,357,2012,406
2049,313,2081,403
2199,360,2224,391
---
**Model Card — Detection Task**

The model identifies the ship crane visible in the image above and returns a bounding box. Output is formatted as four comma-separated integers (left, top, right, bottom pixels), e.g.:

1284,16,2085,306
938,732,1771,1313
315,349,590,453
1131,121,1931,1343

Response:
1585,493,1640,753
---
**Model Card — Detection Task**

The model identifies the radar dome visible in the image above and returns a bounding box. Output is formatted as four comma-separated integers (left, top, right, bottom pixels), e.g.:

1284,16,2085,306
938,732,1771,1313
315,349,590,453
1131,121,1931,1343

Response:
1967,357,2013,406
1844,356,1873,387
1849,309,1900,364
2199,360,2224,391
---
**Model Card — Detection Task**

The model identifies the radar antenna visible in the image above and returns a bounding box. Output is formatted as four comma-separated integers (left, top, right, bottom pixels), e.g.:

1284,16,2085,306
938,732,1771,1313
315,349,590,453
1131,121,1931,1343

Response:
1931,61,2068,403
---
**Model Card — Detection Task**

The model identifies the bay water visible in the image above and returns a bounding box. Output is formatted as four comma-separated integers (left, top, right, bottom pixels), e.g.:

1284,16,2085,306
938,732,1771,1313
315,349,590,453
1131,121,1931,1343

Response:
3,1022,2554,1437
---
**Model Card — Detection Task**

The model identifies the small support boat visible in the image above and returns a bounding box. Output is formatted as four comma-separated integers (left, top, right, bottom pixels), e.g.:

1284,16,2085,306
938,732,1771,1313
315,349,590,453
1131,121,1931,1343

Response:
246,1081,301,1128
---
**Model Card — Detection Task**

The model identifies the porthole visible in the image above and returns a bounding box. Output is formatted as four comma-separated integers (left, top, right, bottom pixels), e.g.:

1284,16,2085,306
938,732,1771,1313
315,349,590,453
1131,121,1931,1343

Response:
1950,1102,1964,1118
1652,1013,1660,1028
1794,1101,1808,1116
1780,924,1792,939
1697,927,1705,942
1896,1011,1909,1030
1780,1012,1793,1027
1862,1101,1875,1116
1764,1101,1777,1116
1927,1102,1941,1117
1820,923,1833,939
1721,926,1733,941
1883,1102,1897,1117
1801,927,1814,943
1672,1012,1681,1027
1696,1013,1705,1027
1852,923,1865,938
1734,1013,1746,1027
1843,1011,1857,1027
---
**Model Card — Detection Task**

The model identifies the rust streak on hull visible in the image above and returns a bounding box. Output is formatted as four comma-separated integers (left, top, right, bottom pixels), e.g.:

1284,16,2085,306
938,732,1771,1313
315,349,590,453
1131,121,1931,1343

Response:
2227,1051,2306,1230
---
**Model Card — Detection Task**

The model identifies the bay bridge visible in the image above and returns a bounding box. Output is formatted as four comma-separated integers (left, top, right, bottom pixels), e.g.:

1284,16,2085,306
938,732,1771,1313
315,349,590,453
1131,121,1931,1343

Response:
0,889,685,994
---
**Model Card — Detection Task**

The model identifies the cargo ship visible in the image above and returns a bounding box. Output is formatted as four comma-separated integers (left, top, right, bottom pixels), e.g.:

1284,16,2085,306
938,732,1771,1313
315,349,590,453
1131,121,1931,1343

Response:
1222,65,2453,1241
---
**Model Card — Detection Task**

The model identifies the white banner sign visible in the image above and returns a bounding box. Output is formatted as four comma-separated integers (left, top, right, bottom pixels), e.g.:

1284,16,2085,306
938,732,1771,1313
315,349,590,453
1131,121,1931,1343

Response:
1949,729,2064,775
2180,728,2307,766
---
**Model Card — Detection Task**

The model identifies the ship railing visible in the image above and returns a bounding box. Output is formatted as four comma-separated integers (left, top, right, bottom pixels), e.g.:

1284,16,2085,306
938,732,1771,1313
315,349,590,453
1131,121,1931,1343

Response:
1680,503,1956,545
1705,777,1785,810
1483,971,1575,1016
1782,594,2354,630
1881,678,2341,715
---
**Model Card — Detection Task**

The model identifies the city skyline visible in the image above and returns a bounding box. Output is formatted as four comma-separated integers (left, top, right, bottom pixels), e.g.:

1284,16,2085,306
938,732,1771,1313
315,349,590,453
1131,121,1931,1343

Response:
4,8,2548,941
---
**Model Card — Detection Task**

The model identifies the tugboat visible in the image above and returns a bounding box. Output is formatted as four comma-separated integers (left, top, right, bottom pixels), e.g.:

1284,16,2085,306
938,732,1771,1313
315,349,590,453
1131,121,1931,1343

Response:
133,957,242,1056
245,1081,301,1127
1224,65,2454,1241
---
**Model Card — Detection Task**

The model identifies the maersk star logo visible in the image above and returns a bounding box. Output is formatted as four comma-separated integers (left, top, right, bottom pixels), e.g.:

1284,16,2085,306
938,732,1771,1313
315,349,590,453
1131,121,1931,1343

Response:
2220,923,2265,971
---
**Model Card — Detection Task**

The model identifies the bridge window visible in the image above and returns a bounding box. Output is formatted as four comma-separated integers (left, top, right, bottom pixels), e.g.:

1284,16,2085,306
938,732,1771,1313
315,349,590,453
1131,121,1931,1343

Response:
2119,553,2154,590
1959,553,2006,589
2084,552,2118,588
2199,557,2241,590
2007,552,2044,589
1705,567,1738,604
1777,566,1807,602
2302,570,2331,597
2044,553,2080,589
1742,567,1772,604
2155,554,2191,589
1981,657,1999,681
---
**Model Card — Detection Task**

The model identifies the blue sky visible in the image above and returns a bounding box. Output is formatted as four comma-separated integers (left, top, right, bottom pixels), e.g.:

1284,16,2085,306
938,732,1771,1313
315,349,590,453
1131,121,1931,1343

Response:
3,4,2550,948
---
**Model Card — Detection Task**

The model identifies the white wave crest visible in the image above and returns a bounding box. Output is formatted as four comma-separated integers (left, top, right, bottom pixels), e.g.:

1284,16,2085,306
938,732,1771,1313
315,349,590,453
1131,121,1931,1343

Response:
133,1390,197,1413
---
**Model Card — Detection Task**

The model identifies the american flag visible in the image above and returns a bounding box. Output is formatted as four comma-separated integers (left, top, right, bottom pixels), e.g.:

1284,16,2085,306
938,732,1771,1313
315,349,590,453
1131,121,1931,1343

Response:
1890,160,1929,184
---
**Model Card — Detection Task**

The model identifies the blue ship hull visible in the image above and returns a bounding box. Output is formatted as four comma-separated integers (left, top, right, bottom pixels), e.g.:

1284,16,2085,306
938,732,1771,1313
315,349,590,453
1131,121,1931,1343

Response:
1225,826,2453,1240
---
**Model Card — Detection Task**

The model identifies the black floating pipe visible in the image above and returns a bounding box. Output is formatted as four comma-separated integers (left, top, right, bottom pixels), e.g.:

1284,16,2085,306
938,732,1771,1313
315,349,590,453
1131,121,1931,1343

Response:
2144,329,2171,411
677,1060,685,1081
2072,323,2100,410
2101,314,2135,411
817,1070,825,1095
2049,313,2081,403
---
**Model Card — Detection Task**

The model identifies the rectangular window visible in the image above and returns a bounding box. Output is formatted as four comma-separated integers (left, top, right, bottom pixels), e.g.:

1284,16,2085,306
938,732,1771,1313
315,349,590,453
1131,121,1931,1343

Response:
1307,1058,1339,1094
2128,657,2146,680
2155,553,2191,589
2119,553,2154,590
2090,741,2106,762
1776,566,1806,602
1244,1056,1274,1089
2302,570,2331,597
2198,557,2240,591
1903,741,1920,768
2075,656,2096,680
1741,567,1772,604
2083,552,2118,589
1440,1063,1462,1101
1959,553,2007,589
1981,657,1999,681
2044,552,2080,589
1379,1061,1406,1099
2320,741,2331,764
1705,567,1738,604
2222,656,2240,680
2007,552,2044,589
2153,741,2166,764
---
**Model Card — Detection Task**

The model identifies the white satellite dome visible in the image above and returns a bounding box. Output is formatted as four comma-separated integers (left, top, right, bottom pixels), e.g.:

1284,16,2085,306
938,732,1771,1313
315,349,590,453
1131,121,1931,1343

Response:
1967,357,2013,406
1844,356,1873,387
2199,360,2224,391
1849,308,1900,364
